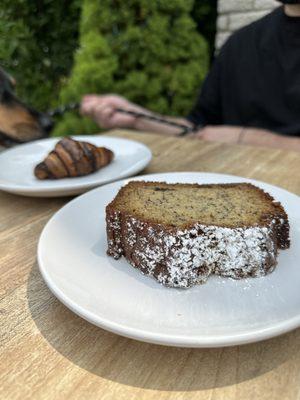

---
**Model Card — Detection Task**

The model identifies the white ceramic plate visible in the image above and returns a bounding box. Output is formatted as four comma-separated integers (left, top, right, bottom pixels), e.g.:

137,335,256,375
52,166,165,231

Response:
38,172,300,347
0,135,152,197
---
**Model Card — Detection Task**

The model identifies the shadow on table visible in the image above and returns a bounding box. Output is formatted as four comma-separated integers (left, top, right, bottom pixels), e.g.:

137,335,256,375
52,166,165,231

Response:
27,262,299,392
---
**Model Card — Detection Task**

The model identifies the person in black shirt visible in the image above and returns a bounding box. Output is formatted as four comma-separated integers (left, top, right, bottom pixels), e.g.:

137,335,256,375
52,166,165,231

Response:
81,0,300,151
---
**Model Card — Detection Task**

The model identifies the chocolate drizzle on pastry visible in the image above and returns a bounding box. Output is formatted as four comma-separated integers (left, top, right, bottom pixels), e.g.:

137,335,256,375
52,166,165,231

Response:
34,137,114,180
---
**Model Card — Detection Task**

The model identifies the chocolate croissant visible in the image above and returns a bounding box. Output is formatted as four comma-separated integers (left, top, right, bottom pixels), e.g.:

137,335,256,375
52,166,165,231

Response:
34,137,114,180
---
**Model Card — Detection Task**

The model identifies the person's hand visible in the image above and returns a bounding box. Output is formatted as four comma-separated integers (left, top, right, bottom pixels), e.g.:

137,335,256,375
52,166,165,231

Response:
80,94,144,129
192,125,300,151
193,125,242,143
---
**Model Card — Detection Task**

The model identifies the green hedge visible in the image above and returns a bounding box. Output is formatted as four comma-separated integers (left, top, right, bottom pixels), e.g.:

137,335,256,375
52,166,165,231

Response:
0,0,80,110
53,0,210,136
0,1,216,135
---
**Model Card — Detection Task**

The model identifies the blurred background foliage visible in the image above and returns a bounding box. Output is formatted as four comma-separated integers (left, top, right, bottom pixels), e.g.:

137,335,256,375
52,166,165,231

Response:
0,0,81,110
0,0,217,135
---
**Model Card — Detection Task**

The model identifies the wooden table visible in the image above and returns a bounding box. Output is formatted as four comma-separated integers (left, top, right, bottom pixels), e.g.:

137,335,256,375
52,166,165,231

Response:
1,129,300,400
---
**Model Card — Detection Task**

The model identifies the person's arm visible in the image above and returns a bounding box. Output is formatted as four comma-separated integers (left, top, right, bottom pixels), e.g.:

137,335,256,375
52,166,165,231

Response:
193,125,300,152
80,94,192,136
240,128,300,151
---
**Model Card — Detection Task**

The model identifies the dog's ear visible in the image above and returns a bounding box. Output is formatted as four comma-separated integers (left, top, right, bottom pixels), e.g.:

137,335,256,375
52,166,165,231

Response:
0,67,52,146
0,76,5,100
0,67,15,100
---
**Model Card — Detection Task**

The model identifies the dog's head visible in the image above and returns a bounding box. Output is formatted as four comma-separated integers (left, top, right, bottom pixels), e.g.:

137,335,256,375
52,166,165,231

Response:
0,67,53,147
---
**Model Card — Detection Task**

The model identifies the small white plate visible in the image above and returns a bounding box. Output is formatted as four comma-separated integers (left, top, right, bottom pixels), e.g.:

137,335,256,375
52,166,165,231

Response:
0,135,152,197
38,172,300,347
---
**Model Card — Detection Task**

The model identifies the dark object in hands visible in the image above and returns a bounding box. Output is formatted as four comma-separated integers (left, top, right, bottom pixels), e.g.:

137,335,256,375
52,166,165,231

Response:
115,108,198,136
34,137,114,180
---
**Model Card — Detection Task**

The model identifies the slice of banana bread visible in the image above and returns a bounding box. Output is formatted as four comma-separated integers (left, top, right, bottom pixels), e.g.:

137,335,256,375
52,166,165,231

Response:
106,181,290,288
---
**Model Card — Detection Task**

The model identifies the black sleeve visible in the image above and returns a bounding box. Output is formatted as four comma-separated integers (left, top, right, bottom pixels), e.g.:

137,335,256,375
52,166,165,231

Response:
187,46,226,127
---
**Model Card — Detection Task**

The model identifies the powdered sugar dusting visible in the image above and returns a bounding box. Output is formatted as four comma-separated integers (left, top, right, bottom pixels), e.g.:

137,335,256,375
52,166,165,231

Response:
106,211,123,258
107,211,278,289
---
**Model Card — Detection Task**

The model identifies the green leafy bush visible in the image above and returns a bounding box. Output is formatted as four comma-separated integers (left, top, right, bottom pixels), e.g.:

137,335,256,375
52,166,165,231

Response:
0,0,80,110
53,0,210,136
0,1,216,135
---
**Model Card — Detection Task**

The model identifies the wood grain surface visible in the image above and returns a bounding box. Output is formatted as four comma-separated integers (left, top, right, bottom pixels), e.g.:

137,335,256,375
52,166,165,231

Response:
1,129,300,400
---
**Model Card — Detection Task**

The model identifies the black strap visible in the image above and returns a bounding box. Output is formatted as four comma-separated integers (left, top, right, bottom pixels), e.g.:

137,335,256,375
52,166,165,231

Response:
115,108,198,136
47,103,200,136
47,102,80,117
